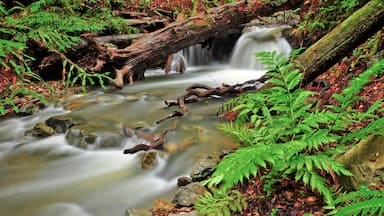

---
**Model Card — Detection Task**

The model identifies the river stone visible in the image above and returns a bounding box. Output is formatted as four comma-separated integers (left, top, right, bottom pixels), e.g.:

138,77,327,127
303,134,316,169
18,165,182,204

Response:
190,153,220,182
18,103,40,116
172,182,208,207
46,114,86,133
169,211,198,216
125,208,152,216
66,126,124,150
337,135,384,190
177,176,192,186
26,122,55,137
153,199,175,213
139,151,157,169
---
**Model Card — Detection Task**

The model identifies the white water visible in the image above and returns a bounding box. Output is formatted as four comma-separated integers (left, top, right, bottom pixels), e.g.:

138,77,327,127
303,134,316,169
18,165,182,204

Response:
0,26,292,216
230,25,292,70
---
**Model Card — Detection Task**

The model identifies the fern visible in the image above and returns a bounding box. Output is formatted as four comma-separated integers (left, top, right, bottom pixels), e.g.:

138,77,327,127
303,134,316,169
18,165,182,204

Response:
195,189,247,216
199,51,384,216
327,185,384,215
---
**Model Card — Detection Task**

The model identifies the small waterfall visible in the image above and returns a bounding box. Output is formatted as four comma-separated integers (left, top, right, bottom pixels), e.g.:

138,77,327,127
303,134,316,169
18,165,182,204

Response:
164,51,186,74
230,25,292,70
183,44,213,66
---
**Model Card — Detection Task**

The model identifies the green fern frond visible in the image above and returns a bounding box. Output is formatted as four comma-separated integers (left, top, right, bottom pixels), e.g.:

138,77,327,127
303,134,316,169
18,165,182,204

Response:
334,197,384,216
195,189,246,216
205,145,282,190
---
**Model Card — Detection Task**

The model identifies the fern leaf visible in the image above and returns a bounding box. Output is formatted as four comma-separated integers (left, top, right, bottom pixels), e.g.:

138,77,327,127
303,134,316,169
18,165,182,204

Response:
334,197,384,216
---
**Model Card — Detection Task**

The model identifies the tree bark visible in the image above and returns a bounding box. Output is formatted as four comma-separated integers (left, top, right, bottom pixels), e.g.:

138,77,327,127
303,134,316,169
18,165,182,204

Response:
296,0,384,85
104,0,303,88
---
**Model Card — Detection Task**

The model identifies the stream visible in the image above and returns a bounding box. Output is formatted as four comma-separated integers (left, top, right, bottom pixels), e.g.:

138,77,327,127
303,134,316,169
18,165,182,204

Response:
0,26,291,216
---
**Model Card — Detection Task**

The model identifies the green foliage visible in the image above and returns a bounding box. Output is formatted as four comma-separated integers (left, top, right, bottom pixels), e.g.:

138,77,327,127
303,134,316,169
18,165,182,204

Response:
0,0,134,113
196,52,384,214
298,0,365,35
195,189,246,216
327,185,384,215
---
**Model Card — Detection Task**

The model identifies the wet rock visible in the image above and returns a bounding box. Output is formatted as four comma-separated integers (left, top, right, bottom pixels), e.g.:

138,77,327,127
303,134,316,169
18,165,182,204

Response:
338,135,384,190
169,211,198,216
139,151,157,169
66,126,124,150
46,114,86,133
125,208,152,216
177,176,192,187
25,122,55,137
190,153,220,182
172,182,208,207
153,199,175,214
18,103,40,116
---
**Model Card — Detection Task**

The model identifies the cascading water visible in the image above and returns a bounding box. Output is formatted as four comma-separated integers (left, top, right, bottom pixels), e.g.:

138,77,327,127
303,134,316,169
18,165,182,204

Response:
0,25,293,216
230,25,292,70
183,44,213,66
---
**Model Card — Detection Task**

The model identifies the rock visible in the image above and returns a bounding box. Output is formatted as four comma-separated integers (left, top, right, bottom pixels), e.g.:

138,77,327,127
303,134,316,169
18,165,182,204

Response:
139,151,157,169
169,211,198,216
153,199,175,213
46,114,86,133
66,126,124,150
172,182,208,207
25,122,55,137
190,153,220,182
18,103,40,116
125,208,152,216
337,135,384,190
177,176,192,187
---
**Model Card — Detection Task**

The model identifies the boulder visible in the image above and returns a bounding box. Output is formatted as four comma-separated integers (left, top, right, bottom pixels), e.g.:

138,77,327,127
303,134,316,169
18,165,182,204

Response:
337,135,384,190
190,153,220,182
46,114,86,133
25,122,55,137
172,182,208,207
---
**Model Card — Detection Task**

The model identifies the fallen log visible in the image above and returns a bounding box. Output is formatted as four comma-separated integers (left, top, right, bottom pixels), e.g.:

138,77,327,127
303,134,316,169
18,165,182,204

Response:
99,0,303,87
296,0,384,85
166,0,384,113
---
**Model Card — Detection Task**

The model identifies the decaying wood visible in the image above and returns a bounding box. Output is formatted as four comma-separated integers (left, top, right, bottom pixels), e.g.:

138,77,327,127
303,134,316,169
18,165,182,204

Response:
95,0,303,87
296,0,384,85
123,129,171,154
165,76,269,113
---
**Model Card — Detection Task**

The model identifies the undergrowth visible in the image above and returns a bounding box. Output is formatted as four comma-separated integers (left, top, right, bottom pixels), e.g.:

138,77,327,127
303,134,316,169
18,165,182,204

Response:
195,52,384,215
0,0,137,114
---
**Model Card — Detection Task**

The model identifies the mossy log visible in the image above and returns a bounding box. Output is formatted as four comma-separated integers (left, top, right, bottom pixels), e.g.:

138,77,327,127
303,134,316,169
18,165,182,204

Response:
296,0,384,85
100,0,303,88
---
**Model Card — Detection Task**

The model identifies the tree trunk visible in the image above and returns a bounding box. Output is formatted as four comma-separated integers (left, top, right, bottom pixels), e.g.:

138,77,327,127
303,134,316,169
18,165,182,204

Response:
104,0,303,88
296,0,384,85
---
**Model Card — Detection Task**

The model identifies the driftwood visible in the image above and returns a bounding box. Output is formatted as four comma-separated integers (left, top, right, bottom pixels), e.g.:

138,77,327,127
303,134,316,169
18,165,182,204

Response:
92,0,303,87
165,76,270,113
123,128,171,154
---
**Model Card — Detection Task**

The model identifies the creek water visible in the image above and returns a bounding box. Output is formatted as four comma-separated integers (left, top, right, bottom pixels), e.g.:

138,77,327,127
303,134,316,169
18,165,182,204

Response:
0,26,291,216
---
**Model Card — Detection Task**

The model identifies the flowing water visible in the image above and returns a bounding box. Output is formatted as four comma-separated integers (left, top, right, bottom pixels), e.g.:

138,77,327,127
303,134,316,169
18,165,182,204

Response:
0,26,291,216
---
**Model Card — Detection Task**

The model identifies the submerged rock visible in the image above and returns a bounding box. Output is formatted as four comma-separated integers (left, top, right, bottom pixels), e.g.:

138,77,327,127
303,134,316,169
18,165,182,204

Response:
190,153,220,182
139,151,157,169
66,126,124,150
46,114,86,133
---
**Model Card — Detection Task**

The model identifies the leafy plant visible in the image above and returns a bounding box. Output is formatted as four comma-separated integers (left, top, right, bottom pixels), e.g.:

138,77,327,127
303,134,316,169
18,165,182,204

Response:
327,185,384,215
195,189,246,216
196,52,384,215
0,0,135,113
